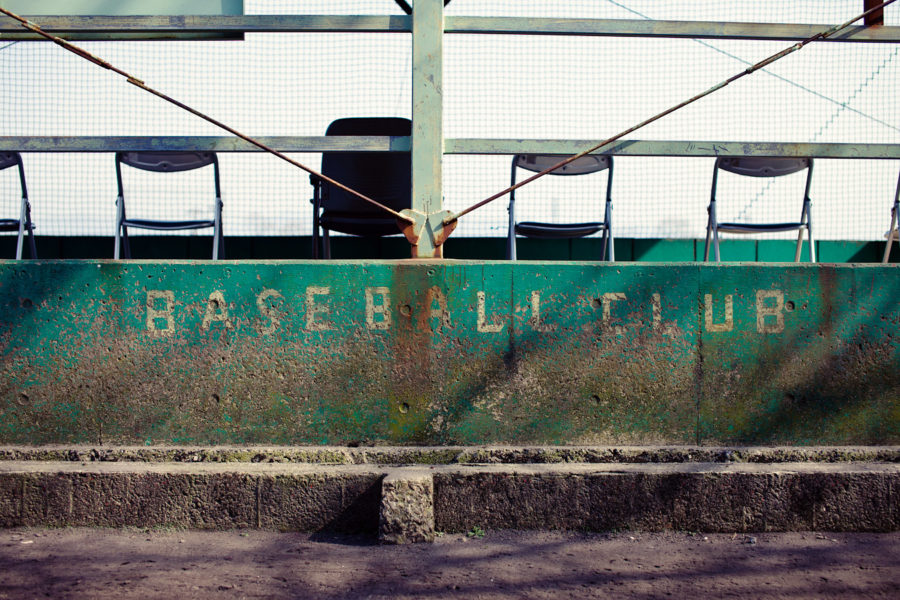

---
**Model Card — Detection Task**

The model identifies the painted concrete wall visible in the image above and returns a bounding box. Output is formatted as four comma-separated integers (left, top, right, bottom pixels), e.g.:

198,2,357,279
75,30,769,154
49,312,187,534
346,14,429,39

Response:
0,261,897,445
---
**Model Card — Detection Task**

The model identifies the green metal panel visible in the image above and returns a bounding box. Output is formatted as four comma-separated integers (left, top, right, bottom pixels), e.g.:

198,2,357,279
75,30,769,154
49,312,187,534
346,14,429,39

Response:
707,239,758,262
633,240,696,262
2,235,892,263
0,261,896,446
817,241,883,263
756,240,814,263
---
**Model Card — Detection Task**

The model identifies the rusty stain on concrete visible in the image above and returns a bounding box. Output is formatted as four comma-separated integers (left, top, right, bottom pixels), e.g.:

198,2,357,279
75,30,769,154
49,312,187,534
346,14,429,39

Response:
0,261,897,446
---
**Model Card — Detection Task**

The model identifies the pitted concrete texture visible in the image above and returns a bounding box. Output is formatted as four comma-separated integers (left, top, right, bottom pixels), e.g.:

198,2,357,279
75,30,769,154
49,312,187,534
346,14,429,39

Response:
0,461,898,537
0,462,384,532
2,445,899,464
379,469,435,544
434,463,900,533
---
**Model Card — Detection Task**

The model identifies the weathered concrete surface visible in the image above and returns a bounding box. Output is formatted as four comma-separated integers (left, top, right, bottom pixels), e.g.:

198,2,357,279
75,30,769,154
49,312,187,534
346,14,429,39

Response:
0,261,898,446
379,469,435,544
432,463,900,533
2,445,899,464
1,461,897,534
0,462,383,532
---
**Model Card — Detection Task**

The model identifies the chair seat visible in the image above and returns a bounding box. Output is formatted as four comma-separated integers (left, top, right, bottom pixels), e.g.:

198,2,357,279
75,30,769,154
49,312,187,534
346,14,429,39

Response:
515,221,606,239
0,219,34,232
717,222,806,234
122,218,215,231
320,211,402,237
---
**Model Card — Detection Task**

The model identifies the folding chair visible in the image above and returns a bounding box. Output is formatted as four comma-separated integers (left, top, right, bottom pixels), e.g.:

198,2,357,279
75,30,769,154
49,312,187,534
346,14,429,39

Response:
0,152,37,259
310,117,411,259
704,156,814,263
881,169,900,263
507,154,614,261
114,151,223,259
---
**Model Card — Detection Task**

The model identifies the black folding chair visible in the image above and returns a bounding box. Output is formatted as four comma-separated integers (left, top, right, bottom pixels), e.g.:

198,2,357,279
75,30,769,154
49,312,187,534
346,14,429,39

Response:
115,151,223,259
507,154,614,261
0,151,36,259
881,168,900,263
704,157,814,263
310,118,411,259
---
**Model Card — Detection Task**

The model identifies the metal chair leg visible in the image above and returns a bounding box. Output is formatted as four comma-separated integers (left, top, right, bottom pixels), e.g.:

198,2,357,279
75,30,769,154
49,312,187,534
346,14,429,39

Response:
884,206,898,263
212,197,223,260
604,203,614,262
704,204,719,262
15,222,24,260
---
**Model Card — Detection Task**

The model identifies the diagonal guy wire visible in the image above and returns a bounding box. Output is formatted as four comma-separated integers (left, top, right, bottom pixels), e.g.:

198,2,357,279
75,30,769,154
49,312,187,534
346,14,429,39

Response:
446,0,898,226
607,0,900,134
0,6,414,224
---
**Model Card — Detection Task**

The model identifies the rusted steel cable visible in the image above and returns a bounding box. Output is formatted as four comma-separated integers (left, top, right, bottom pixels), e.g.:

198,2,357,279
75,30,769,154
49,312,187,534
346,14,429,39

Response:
446,0,897,226
0,6,414,224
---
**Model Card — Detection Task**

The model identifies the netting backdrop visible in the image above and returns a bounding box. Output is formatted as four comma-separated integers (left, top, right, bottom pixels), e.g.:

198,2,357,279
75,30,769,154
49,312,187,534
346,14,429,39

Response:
1,0,898,241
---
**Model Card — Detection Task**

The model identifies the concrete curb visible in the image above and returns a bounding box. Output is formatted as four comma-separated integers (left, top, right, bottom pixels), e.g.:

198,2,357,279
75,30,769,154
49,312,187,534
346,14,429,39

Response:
2,446,899,464
1,461,898,541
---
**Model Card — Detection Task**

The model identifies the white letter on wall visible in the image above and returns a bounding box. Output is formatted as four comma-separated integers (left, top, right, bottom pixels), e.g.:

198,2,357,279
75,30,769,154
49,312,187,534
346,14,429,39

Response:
146,290,175,336
366,287,391,330
704,293,734,333
601,292,627,334
256,289,283,335
305,286,333,331
201,290,233,331
477,291,505,333
756,289,785,334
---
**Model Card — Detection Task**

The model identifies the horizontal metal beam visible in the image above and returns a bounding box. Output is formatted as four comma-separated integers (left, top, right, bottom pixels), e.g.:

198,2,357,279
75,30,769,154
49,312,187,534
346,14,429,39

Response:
446,139,900,159
1,15,899,42
0,136,411,153
3,137,897,159
444,16,900,43
0,15,411,38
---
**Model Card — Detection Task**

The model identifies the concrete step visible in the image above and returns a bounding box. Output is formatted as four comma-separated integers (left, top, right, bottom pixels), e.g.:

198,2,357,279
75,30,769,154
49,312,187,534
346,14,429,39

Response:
2,447,898,542
3,445,899,464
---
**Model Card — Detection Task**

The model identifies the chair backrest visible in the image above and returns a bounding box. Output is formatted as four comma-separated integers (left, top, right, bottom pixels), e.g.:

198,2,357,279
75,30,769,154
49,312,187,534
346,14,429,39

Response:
895,168,900,205
712,156,813,207
116,151,221,197
510,154,614,214
716,157,811,178
0,151,27,197
514,154,611,176
0,151,22,172
118,151,217,173
320,117,411,215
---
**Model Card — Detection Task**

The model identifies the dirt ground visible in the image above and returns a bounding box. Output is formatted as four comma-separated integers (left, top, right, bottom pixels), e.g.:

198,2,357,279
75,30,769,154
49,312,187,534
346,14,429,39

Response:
0,528,897,599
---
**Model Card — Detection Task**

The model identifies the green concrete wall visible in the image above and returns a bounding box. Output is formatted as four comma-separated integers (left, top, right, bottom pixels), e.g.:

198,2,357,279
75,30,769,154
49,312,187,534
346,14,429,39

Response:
0,260,897,446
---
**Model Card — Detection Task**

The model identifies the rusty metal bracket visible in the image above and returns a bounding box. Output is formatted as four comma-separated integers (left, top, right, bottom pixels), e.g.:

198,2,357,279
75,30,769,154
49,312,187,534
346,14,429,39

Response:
399,209,458,258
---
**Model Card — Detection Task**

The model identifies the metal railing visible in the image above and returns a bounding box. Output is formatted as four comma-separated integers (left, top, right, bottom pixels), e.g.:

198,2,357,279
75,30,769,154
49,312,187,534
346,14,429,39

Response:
1,1,899,255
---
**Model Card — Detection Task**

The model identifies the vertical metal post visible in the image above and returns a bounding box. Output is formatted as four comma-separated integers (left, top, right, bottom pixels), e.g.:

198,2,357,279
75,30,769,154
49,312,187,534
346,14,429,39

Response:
410,0,444,257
